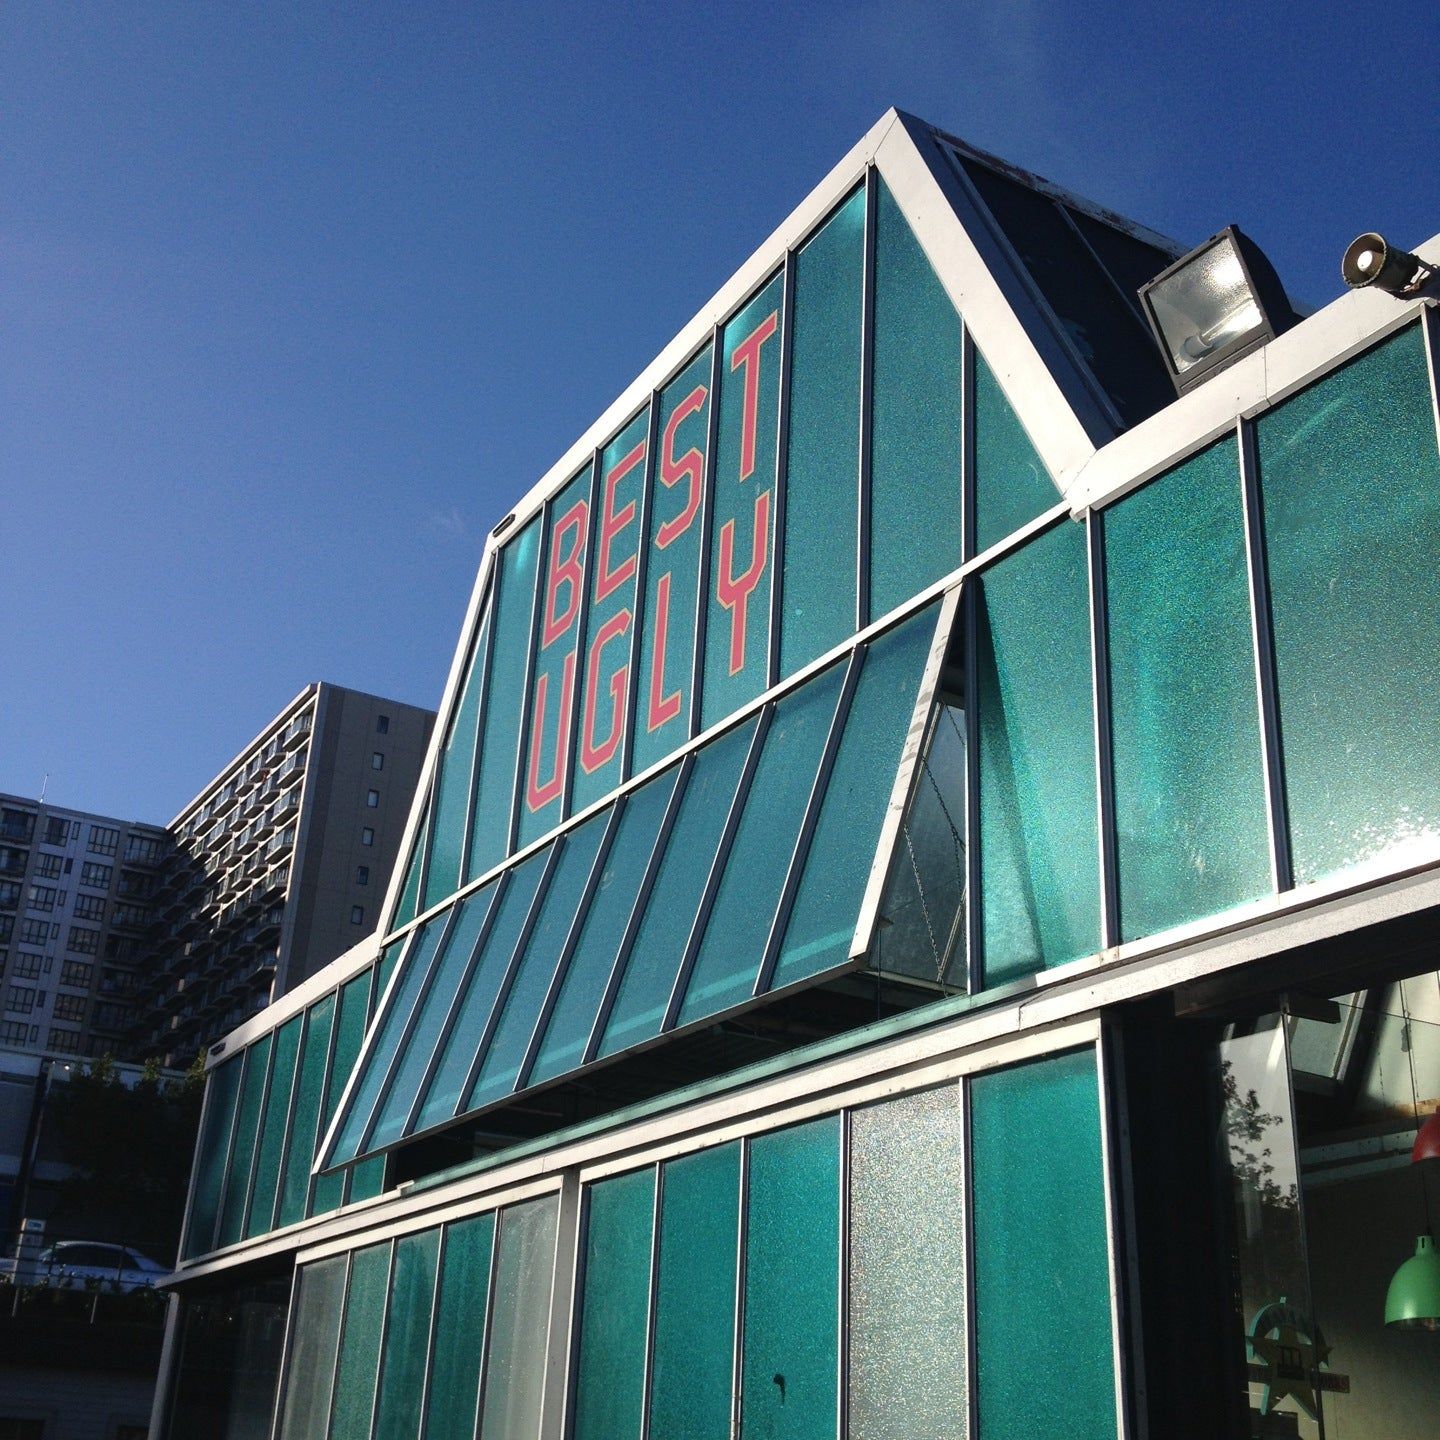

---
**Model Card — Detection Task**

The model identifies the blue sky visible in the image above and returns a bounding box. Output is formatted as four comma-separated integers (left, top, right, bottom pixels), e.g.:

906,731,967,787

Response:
3,2,1437,821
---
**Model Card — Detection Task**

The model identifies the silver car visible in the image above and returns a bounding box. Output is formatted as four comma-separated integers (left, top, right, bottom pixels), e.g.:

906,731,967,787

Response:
36,1241,168,1292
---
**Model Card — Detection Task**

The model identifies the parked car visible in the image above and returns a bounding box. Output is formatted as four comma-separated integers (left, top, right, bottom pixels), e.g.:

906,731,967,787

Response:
34,1241,168,1292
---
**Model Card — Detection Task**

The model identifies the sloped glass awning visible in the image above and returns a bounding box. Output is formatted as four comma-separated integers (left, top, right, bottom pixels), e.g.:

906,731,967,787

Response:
320,594,954,1169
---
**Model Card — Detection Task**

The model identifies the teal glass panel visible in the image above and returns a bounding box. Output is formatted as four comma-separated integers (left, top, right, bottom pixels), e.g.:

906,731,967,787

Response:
279,1256,347,1440
972,348,1057,556
368,883,501,1150
704,273,785,728
680,663,846,1025
635,346,712,776
413,845,552,1131
971,1050,1116,1440
1105,441,1270,940
599,715,759,1057
330,1241,392,1440
182,1053,241,1258
775,603,938,990
277,993,335,1229
373,1228,442,1440
347,1153,386,1205
312,967,374,1216
740,1117,841,1440
781,187,864,673
520,469,593,847
1257,324,1440,883
465,810,610,1110
422,1213,495,1440
869,179,962,619
216,1032,273,1249
245,1014,301,1239
977,521,1098,986
649,1143,740,1440
425,608,491,909
573,409,650,814
478,1196,559,1440
376,944,401,1006
527,766,681,1086
469,516,542,879
391,810,426,932
848,1085,967,1440
573,1168,656,1440
330,920,449,1164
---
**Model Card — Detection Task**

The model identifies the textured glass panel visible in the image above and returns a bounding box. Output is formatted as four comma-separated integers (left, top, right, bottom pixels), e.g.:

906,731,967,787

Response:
246,1014,302,1238
704,273,784,728
849,1085,967,1440
870,178,962,620
971,1050,1116,1440
972,348,1058,556
425,608,490,909
599,715,758,1058
330,1241,392,1440
573,409,650,814
278,994,335,1229
414,845,552,1131
469,516,542,878
347,1154,386,1205
392,813,425,932
775,604,937,990
781,188,864,673
466,811,610,1110
649,1143,741,1440
680,663,846,1024
422,1213,495,1440
1106,441,1270,939
373,1229,441,1440
977,521,1098,986
183,1053,242,1258
331,920,449,1164
741,1117,841,1440
216,1032,273,1249
1257,324,1440,883
279,1256,347,1440
573,1168,656,1440
520,469,593,847
368,883,501,1150
313,968,374,1216
634,346,712,775
528,767,681,1086
478,1196,559,1440
376,944,402,1005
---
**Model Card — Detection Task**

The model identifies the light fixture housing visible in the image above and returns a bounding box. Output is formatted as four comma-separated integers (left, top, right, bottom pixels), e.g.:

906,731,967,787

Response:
1385,1233,1440,1330
1138,226,1298,396
1414,1110,1440,1165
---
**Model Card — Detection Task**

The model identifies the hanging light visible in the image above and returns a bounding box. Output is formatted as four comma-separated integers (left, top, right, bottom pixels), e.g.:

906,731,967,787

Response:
1385,1235,1440,1331
1413,1109,1440,1164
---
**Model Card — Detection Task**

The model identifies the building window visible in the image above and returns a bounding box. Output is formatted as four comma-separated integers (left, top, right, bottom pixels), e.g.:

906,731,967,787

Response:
1,809,36,842
47,1027,82,1054
376,714,390,734
104,935,135,961
53,993,87,1023
80,862,112,889
67,925,99,955
33,852,63,880
366,789,380,808
371,752,385,771
44,816,70,846
26,886,57,913
0,883,20,911
124,834,165,865
73,894,106,923
60,960,93,988
18,919,51,946
6,986,36,1014
10,954,42,980
87,825,120,856
350,905,365,925
356,865,369,886
361,827,375,846
111,903,151,929
0,1019,30,1046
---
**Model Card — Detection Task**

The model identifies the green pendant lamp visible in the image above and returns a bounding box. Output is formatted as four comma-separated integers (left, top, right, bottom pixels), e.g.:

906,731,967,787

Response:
1385,1234,1440,1331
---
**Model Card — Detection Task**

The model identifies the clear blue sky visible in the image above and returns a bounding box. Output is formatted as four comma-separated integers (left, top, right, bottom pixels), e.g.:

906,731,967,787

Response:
3,2,1436,822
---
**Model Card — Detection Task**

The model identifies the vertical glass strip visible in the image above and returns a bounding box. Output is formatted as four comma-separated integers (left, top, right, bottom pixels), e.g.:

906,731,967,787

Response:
215,1032,273,1249
478,1195,560,1440
573,1168,657,1440
391,808,427,933
781,187,865,675
634,346,713,775
1257,323,1440,883
279,1256,348,1440
573,410,650,814
329,1241,393,1440
373,1228,442,1440
245,1014,302,1239
520,469,593,847
469,516,543,878
312,967,374,1216
971,1050,1116,1440
422,1212,496,1440
1105,441,1270,940
869,179,962,617
649,1142,741,1440
347,953,390,1205
976,520,1099,986
849,1085,967,1440
277,993,335,1230
972,348,1058,556
181,1053,242,1258
740,1117,841,1440
704,273,785,728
